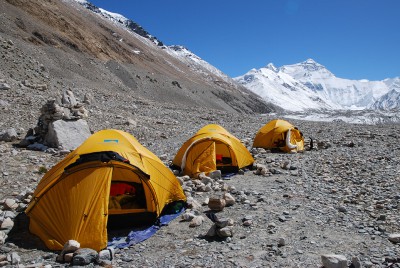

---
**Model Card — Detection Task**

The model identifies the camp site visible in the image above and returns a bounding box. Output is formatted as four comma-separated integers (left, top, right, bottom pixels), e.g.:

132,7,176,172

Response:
1,0,399,267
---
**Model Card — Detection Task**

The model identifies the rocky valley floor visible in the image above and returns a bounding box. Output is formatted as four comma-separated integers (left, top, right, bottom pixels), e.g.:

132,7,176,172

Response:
1,102,400,267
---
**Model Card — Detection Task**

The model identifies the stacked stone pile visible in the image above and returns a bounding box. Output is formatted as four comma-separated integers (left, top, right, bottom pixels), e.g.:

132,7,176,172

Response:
56,240,114,266
19,90,91,151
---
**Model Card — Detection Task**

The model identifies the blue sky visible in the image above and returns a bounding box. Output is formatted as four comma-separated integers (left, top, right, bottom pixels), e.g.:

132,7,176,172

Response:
89,0,399,81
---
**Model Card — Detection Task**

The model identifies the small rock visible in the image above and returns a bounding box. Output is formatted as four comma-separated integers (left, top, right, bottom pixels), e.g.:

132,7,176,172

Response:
189,216,204,227
216,226,233,238
4,199,18,210
0,231,7,244
0,83,11,90
97,248,114,263
278,238,286,247
242,220,252,226
0,218,14,230
72,248,98,266
338,206,347,213
388,233,400,244
208,197,226,211
321,254,348,268
209,170,221,180
6,252,20,265
351,256,362,268
223,192,235,206
206,224,217,237
62,240,80,253
215,218,234,228
0,128,18,142
181,212,196,221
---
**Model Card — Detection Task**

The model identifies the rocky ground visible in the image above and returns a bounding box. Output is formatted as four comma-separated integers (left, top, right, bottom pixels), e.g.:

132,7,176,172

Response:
1,99,400,267
0,5,400,266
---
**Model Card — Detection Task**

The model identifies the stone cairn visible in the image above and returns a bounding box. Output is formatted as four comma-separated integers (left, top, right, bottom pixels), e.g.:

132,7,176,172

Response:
19,90,90,150
176,170,237,240
56,240,114,266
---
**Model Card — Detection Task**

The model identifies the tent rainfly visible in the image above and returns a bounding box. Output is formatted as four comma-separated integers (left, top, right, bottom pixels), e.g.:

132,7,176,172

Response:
172,124,254,177
25,129,186,251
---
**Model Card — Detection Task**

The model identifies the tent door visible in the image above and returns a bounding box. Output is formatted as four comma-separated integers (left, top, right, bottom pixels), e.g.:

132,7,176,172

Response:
184,140,216,176
215,142,238,173
107,166,156,228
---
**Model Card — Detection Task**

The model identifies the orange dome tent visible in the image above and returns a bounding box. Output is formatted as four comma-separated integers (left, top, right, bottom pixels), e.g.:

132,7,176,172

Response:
253,119,304,153
172,124,254,177
25,129,186,251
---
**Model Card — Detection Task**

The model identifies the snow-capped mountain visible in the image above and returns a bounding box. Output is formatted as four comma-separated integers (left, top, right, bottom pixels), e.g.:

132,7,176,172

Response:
234,63,335,112
70,0,399,113
236,59,399,112
70,0,272,112
369,78,400,110
71,0,163,46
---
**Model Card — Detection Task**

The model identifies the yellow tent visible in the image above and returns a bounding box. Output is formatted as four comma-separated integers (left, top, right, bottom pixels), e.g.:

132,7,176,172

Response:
172,124,254,176
25,129,186,251
253,119,304,153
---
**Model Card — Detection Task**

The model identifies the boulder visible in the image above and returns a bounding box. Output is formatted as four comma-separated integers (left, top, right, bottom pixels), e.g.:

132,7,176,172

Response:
321,254,348,268
0,128,18,142
44,119,91,150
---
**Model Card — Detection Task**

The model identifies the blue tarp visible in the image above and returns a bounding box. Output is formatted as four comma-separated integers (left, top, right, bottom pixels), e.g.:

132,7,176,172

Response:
107,206,185,249
222,172,236,179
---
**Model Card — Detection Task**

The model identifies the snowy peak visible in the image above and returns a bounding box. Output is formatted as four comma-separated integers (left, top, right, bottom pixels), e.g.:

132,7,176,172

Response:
265,63,278,72
236,59,398,112
73,0,163,46
280,58,334,80
370,78,400,110
370,89,400,110
301,58,326,72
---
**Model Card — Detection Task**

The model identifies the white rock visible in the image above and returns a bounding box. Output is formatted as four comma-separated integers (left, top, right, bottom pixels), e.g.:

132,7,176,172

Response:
4,199,18,210
0,231,7,244
223,192,236,206
45,119,91,150
97,248,114,262
7,252,20,265
321,254,348,268
0,128,18,142
181,212,196,221
388,233,400,243
189,216,204,227
0,218,14,229
62,240,80,253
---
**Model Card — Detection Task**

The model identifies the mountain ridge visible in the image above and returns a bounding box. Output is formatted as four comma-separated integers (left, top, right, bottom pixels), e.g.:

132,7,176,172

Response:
0,0,278,132
236,59,399,112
